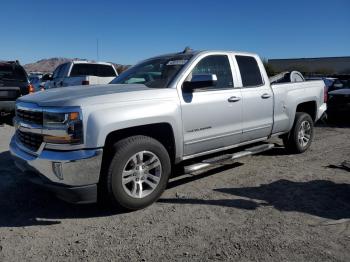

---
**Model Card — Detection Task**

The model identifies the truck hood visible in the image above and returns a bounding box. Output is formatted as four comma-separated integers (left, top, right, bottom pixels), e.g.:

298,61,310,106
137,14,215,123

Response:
18,84,178,107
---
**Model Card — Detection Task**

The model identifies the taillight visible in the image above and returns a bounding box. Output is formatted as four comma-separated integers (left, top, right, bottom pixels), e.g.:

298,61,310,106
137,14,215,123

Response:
324,87,328,103
82,80,89,85
28,84,35,94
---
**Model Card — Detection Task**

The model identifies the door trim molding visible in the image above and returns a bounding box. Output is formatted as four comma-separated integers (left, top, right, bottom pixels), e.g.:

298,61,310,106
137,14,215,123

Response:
184,130,242,145
243,124,272,133
182,137,268,161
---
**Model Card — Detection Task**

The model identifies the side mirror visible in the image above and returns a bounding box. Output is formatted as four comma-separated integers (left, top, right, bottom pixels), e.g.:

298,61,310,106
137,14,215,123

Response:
183,74,217,91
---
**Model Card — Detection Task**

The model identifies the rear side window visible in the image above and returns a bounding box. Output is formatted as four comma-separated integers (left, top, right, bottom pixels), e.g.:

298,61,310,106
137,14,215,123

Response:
57,63,69,78
52,65,63,79
236,56,263,87
70,64,116,77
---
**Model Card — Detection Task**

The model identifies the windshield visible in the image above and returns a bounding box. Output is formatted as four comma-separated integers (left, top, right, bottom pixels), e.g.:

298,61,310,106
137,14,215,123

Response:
111,54,193,88
70,64,117,77
0,64,27,82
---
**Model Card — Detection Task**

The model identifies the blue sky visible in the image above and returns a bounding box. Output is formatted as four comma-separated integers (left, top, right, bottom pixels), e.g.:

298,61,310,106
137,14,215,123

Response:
0,0,349,65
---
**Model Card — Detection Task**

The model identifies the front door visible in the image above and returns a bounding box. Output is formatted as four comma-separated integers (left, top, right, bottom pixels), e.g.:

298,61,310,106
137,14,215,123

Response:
179,54,243,156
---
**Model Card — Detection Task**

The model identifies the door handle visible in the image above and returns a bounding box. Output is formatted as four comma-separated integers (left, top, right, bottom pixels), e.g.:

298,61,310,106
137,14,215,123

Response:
261,93,271,99
228,96,241,102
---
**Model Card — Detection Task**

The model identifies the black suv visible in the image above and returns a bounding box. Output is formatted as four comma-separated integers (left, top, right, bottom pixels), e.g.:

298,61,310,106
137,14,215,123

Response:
0,61,31,116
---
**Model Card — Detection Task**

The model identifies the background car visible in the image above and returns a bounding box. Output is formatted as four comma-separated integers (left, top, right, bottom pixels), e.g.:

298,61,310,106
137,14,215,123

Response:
30,73,52,91
327,79,349,93
0,61,32,117
327,80,350,123
29,75,41,91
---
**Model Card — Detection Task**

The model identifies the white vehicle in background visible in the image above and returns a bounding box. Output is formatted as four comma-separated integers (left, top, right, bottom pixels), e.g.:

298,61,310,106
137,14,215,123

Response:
45,61,118,89
28,72,44,80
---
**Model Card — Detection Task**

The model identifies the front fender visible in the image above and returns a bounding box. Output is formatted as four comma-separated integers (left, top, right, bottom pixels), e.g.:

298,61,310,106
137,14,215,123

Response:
82,100,184,160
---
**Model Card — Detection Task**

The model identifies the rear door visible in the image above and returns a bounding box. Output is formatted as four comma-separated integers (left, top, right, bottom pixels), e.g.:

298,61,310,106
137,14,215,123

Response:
178,54,243,156
235,55,273,142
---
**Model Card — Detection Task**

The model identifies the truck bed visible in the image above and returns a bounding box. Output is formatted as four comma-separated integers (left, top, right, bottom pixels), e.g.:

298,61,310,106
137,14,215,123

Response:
271,80,326,134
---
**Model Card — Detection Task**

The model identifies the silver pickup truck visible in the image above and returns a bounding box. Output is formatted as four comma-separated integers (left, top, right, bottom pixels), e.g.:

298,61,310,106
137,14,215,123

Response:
10,50,327,210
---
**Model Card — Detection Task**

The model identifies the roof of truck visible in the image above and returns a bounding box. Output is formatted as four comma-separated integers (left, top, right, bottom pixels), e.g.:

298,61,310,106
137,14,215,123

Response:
149,49,259,60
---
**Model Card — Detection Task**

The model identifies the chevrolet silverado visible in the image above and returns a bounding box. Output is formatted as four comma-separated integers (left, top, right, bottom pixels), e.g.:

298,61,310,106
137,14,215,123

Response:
10,50,327,210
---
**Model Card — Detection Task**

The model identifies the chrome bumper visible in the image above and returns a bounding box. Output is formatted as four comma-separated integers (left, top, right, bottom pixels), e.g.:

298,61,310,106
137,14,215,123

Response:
10,136,103,187
317,103,327,120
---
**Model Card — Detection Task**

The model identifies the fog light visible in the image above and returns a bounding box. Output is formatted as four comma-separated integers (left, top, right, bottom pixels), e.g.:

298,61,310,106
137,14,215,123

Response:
52,162,63,180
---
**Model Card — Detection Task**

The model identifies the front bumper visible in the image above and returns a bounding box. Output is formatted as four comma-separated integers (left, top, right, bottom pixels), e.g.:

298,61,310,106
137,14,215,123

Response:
10,136,103,204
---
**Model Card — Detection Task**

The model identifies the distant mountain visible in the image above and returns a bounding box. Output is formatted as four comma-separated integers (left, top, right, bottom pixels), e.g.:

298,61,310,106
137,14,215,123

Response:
24,58,72,73
24,58,130,74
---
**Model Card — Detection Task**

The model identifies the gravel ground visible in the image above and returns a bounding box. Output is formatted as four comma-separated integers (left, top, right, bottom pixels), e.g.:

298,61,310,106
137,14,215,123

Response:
0,123,349,261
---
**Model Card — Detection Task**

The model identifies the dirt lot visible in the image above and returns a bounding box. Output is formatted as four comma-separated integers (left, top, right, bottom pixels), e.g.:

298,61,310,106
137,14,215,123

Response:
0,123,349,261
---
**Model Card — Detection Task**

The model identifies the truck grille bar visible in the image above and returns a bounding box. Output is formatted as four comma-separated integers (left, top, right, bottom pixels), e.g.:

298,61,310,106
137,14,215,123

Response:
16,109,43,125
16,130,43,152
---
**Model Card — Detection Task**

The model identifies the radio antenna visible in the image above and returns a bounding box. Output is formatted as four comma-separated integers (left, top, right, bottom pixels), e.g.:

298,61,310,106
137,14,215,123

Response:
96,38,100,61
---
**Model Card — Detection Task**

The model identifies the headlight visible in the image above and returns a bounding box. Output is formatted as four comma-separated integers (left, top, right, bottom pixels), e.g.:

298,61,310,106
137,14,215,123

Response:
43,111,83,144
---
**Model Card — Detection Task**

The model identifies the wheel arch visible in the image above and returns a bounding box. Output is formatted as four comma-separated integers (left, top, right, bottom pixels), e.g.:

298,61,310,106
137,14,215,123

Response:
102,123,177,167
295,101,317,122
288,100,317,131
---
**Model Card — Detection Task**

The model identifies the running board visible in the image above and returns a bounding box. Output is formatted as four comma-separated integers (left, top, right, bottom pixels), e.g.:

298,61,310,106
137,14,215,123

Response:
184,143,274,174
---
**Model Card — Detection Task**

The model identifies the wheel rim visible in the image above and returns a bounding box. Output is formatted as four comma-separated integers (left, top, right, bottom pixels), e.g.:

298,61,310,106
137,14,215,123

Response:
298,120,312,148
121,151,162,199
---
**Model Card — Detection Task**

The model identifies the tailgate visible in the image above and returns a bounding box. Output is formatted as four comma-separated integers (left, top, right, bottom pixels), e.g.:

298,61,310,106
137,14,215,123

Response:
0,86,21,100
63,76,115,86
62,76,86,87
86,76,115,85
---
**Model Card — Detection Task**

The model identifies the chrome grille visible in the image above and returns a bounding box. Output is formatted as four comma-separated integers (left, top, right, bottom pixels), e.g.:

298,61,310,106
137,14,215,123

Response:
16,109,43,125
17,130,43,152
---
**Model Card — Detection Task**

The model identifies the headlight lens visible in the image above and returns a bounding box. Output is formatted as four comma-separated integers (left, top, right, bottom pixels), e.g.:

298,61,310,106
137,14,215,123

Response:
43,111,83,144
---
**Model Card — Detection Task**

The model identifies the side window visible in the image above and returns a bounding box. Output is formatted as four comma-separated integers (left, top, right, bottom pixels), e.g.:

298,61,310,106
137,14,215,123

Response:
52,65,62,79
236,56,263,87
190,55,234,89
58,63,68,78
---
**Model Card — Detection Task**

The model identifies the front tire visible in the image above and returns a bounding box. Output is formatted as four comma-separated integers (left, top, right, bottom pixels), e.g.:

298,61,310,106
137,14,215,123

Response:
283,112,314,153
101,135,171,210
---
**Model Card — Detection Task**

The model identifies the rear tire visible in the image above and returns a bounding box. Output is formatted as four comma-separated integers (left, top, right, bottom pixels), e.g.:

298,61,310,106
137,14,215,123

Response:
100,135,171,210
283,112,314,154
